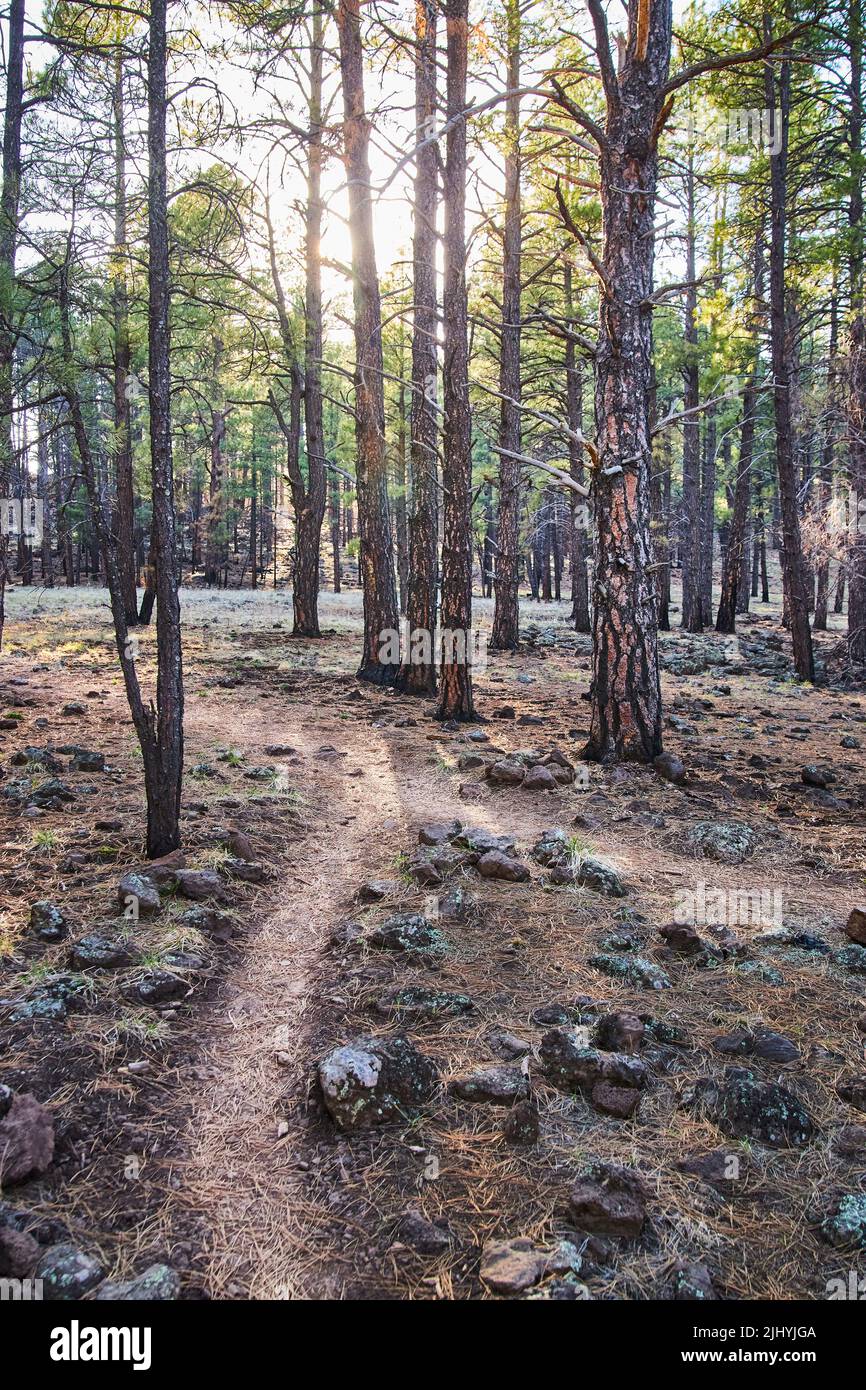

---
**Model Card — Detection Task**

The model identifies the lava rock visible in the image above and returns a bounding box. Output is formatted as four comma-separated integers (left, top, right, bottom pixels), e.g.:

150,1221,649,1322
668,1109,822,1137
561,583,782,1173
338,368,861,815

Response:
673,1262,717,1300
35,1243,105,1299
523,765,558,791
835,1125,866,1156
567,1163,647,1240
677,1148,746,1191
127,971,189,1007
117,871,161,918
835,944,866,974
801,764,836,789
689,1067,815,1148
0,1224,39,1277
687,821,757,864
0,1092,54,1186
448,1065,530,1105
318,1034,439,1131
175,869,224,901
70,934,138,970
589,953,671,990
29,901,68,943
356,880,400,903
375,987,473,1020
539,1031,645,1099
93,1263,180,1300
594,1012,645,1053
367,913,448,956
395,1209,452,1256
654,752,686,785
817,1194,866,1250
836,1076,866,1113
476,850,530,882
503,1098,540,1144
488,759,526,786
574,858,626,897
845,906,866,946
480,1237,581,1295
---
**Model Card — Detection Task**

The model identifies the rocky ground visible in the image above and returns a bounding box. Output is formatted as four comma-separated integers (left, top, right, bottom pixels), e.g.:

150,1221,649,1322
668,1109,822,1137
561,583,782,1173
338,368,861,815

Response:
1,582,865,1300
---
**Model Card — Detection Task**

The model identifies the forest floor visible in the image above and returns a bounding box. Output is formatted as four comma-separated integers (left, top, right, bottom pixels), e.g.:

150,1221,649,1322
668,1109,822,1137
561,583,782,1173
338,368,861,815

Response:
1,580,865,1301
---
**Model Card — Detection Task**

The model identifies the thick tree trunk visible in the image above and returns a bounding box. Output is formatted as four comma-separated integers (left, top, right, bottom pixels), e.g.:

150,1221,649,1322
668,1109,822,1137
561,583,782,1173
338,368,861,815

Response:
700,401,716,624
144,0,184,855
437,0,475,719
491,0,522,651
395,0,439,692
337,0,399,681
295,3,327,638
583,2,668,762
765,27,814,679
847,0,866,662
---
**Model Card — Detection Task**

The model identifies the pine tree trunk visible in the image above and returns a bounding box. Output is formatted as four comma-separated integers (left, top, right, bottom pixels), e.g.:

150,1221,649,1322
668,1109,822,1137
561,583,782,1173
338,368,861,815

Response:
491,0,522,651
437,0,475,720
0,0,25,646
566,265,590,632
765,26,814,679
112,41,138,626
681,153,703,631
395,0,439,693
584,3,668,762
144,0,184,855
337,0,399,681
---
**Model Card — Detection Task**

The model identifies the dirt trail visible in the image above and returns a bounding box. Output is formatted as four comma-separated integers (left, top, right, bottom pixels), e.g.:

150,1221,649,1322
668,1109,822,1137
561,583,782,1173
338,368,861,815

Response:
170,683,590,1300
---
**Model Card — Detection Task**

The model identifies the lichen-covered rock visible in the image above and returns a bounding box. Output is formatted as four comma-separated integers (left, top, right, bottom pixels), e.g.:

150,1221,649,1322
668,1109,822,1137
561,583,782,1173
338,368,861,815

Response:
437,886,477,926
70,934,138,970
367,912,448,956
375,987,473,1020
539,1030,646,1097
319,1034,438,1131
673,1262,717,1300
531,829,569,866
29,901,68,942
126,971,189,1007
817,1194,866,1250
117,871,161,918
452,826,517,859
688,1067,815,1149
567,1163,647,1240
447,1065,530,1105
9,973,88,1023
687,821,757,864
836,944,866,974
480,1237,581,1295
0,1091,55,1185
94,1263,180,1300
35,1243,105,1300
589,953,671,990
574,858,625,897
503,1098,539,1144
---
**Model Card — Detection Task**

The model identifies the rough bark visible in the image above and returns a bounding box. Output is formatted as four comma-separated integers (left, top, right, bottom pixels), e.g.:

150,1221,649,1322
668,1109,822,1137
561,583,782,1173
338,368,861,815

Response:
764,25,814,680
393,1,439,696
582,1,668,762
565,264,590,631
112,42,138,625
437,0,475,719
0,0,25,646
491,0,522,651
680,152,703,631
337,0,399,681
